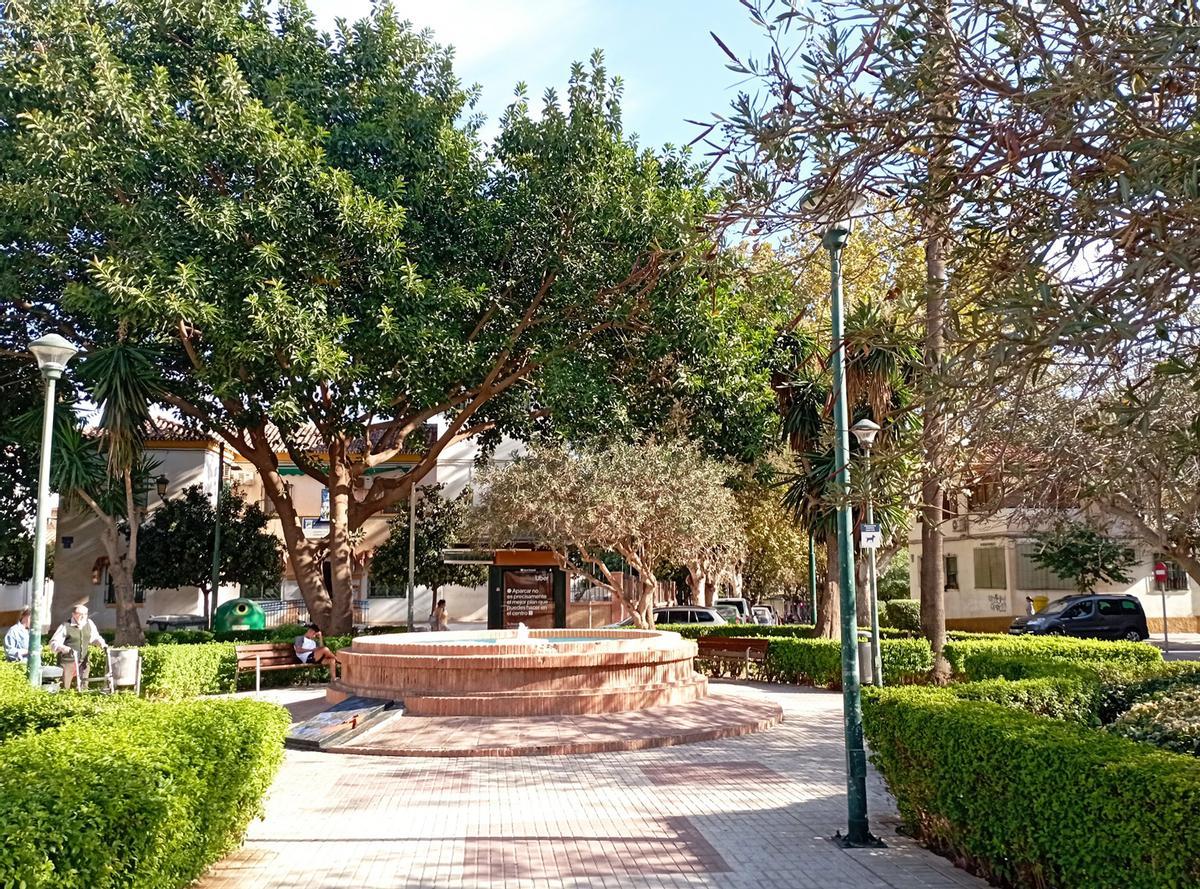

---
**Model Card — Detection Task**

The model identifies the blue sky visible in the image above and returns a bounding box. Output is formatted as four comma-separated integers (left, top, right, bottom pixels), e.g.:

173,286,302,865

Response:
307,1,765,153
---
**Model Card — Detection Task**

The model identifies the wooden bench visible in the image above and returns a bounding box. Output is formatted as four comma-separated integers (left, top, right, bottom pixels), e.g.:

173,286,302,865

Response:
235,642,337,692
696,636,770,678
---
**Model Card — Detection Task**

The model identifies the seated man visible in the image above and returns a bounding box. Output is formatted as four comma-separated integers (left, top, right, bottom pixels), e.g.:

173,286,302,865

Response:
294,623,338,674
50,604,107,691
4,607,31,663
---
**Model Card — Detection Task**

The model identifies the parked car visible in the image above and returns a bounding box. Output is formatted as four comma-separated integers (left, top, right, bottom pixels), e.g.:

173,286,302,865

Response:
1008,594,1148,641
752,605,777,626
605,606,728,628
715,597,752,623
714,604,742,623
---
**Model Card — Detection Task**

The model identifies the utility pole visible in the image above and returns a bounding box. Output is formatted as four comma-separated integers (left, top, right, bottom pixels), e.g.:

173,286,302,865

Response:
209,441,225,629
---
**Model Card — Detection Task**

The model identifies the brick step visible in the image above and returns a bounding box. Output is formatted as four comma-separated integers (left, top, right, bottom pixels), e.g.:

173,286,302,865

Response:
332,675,709,717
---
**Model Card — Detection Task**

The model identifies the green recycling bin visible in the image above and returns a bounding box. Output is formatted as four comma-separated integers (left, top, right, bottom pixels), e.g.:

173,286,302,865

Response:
214,598,266,633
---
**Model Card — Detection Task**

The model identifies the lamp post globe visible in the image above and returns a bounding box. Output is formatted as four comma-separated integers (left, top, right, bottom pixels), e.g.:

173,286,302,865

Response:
29,333,79,380
26,334,79,688
851,418,881,451
156,474,169,498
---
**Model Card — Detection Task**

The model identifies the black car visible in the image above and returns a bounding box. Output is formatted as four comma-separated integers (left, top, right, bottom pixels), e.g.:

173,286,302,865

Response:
1008,594,1149,642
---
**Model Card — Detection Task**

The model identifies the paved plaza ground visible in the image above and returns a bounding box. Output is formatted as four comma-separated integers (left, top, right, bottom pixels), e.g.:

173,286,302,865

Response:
199,681,987,889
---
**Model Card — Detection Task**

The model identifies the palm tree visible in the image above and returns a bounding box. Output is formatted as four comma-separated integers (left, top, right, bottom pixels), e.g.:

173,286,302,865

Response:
54,341,163,645
776,301,921,636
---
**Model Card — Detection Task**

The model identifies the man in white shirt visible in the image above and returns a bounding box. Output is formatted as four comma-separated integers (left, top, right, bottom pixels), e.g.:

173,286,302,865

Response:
4,607,31,663
294,623,339,675
50,604,107,691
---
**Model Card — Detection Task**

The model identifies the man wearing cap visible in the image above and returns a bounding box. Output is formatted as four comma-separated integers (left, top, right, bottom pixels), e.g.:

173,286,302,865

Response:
50,604,107,691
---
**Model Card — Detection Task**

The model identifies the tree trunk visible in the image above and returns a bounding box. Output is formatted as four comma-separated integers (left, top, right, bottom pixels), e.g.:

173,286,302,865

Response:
918,0,955,682
855,551,871,627
815,535,839,638
921,227,950,680
324,441,356,634
260,465,333,628
103,530,144,646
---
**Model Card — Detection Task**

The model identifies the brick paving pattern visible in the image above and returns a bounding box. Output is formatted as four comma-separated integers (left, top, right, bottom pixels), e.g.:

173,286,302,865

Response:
199,682,988,889
331,693,782,756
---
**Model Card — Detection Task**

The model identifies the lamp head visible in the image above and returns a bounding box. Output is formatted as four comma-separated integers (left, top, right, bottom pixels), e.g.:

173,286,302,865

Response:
806,194,867,251
29,334,79,380
851,418,882,450
155,474,169,498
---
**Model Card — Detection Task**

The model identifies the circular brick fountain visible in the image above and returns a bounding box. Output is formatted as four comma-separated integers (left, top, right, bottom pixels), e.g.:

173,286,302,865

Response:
330,628,708,717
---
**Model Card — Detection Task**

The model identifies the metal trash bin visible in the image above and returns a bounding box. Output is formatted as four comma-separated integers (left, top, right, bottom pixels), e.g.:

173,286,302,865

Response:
857,632,875,686
39,665,64,692
109,647,142,694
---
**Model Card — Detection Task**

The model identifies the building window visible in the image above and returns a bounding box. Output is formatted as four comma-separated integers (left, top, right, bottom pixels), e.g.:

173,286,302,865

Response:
1153,554,1190,591
944,555,959,590
1015,543,1075,591
103,577,146,605
973,547,1007,590
942,493,958,519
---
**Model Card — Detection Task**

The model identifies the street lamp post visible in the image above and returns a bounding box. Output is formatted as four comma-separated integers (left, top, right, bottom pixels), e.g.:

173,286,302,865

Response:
822,212,874,847
406,480,417,632
26,334,79,689
852,418,884,688
209,442,225,630
808,526,818,624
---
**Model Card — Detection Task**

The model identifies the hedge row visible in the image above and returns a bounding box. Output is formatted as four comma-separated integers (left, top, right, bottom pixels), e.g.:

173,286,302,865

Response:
942,635,1162,677
41,636,351,698
659,629,934,687
863,687,1200,889
0,697,289,889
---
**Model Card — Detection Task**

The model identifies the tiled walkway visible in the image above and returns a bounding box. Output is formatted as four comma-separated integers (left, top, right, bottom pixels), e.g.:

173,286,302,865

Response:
199,682,987,889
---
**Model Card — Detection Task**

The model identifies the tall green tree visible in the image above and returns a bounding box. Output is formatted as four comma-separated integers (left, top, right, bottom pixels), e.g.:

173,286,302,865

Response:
1,1,765,632
369,484,486,604
1029,521,1137,595
136,484,283,621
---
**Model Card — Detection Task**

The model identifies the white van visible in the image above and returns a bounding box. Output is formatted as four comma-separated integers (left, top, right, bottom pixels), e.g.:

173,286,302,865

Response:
715,597,751,624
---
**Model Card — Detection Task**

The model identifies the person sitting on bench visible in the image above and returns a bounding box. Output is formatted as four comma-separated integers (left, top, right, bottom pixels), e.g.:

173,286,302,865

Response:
294,624,338,669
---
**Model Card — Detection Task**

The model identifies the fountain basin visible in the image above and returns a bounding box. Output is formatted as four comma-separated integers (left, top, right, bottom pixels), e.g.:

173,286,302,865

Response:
329,628,708,717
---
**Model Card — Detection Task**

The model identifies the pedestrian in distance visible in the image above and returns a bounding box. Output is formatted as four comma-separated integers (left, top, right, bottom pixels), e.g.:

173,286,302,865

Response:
3,607,31,663
50,604,107,691
431,599,449,632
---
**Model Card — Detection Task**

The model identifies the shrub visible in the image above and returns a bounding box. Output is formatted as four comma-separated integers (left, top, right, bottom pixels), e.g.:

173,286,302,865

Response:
864,687,1200,889
948,676,1101,724
691,635,932,687
146,629,216,645
0,697,289,889
881,599,921,632
943,635,1162,678
1110,685,1200,756
141,642,239,698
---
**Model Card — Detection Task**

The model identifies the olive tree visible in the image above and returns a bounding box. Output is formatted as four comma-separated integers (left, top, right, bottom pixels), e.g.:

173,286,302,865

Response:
469,441,744,627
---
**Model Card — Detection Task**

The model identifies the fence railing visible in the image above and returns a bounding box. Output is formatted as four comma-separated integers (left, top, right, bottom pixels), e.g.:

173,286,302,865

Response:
256,599,370,628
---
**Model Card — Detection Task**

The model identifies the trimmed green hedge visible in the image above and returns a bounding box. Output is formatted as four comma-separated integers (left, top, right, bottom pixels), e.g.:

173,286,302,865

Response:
881,599,921,632
943,635,1162,678
864,686,1200,889
660,622,913,640
0,697,289,889
675,633,933,687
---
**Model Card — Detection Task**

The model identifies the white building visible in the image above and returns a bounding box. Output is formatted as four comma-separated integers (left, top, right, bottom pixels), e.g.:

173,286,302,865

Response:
47,419,522,630
906,492,1200,633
